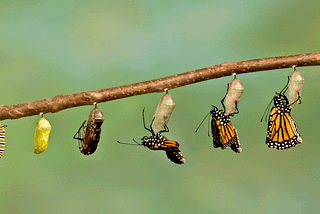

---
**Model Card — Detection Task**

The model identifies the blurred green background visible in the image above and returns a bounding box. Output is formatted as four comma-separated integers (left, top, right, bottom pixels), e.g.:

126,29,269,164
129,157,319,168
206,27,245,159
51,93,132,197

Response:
1,0,320,213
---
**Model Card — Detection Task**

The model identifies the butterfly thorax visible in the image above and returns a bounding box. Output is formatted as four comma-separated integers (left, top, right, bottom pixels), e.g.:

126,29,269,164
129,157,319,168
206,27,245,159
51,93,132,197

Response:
142,132,166,150
210,107,230,125
273,93,291,114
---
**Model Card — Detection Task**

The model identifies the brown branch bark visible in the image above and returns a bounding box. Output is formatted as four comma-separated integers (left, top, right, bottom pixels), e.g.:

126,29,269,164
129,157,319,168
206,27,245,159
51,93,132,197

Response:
1,52,319,121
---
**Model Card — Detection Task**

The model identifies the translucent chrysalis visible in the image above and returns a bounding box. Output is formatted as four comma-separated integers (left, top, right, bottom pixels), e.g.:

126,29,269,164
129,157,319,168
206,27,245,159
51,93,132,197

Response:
288,67,304,107
73,104,105,155
151,90,176,134
222,75,244,116
0,124,5,158
34,117,51,154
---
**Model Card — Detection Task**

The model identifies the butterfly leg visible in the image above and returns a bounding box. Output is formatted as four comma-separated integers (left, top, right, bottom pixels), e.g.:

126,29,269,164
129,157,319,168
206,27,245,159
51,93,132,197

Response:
220,83,229,111
159,123,169,134
142,108,153,134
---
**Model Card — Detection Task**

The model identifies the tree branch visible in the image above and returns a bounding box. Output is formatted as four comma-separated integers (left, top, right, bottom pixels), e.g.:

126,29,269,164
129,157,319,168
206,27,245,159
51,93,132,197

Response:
1,52,319,121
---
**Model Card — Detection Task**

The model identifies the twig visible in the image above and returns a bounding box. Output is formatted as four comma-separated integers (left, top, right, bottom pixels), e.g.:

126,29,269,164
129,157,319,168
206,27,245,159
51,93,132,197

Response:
1,52,319,121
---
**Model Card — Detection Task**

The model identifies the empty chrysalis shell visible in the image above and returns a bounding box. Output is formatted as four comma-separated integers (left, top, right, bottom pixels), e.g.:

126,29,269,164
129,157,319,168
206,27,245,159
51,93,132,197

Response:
152,91,176,134
288,68,304,107
224,76,244,116
34,117,51,154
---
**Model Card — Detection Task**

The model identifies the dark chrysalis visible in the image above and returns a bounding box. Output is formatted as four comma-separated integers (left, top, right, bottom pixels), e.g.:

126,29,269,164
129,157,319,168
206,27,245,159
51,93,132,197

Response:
118,109,185,164
73,104,105,155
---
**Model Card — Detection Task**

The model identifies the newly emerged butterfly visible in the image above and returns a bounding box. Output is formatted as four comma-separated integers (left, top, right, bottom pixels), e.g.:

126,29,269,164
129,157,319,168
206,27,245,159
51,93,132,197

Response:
73,104,105,155
0,124,5,158
118,109,185,164
210,106,242,153
265,91,302,150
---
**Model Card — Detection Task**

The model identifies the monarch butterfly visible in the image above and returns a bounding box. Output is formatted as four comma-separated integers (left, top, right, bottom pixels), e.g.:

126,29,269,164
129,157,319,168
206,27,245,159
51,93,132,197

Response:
117,109,185,164
210,106,242,153
152,90,176,134
0,124,5,158
34,117,51,154
141,131,185,164
73,104,105,155
221,75,244,116
265,91,302,150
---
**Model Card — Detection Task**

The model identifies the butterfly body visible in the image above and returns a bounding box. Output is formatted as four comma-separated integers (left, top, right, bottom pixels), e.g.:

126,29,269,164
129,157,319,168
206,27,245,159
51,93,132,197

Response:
141,133,179,150
266,93,302,150
210,106,241,153
140,129,185,164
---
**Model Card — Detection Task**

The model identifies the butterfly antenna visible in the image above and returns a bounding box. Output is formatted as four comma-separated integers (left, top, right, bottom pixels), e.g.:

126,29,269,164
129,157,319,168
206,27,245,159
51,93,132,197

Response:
260,98,273,122
117,139,141,146
280,77,289,95
195,112,210,132
142,108,153,133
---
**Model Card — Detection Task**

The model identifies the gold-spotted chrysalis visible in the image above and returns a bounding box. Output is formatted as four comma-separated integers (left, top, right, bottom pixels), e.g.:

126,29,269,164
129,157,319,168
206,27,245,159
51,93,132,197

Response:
34,116,51,154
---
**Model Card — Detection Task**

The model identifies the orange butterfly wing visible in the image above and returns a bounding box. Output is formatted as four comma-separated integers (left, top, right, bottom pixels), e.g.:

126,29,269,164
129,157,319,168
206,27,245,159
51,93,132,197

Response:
266,106,302,150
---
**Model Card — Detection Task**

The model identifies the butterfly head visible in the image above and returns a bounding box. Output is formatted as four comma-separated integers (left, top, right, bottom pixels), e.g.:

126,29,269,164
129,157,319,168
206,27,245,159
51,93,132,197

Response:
210,106,222,119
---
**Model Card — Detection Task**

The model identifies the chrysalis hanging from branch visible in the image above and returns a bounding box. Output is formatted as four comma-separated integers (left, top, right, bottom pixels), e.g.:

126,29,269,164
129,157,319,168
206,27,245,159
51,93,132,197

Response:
221,74,244,116
34,115,51,154
151,90,176,134
73,104,105,155
288,66,304,107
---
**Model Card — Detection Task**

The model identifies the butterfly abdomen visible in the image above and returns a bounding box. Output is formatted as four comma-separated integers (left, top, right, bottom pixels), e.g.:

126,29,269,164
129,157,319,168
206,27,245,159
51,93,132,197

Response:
165,147,185,164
